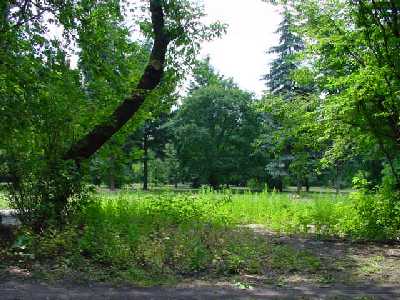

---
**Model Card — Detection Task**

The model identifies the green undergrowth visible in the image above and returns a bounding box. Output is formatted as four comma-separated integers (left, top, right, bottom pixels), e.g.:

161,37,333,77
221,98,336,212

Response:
225,192,355,236
9,191,322,285
5,189,399,285
97,189,391,238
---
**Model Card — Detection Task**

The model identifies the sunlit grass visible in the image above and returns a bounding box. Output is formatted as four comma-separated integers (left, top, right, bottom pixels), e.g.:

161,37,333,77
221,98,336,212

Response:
97,189,354,236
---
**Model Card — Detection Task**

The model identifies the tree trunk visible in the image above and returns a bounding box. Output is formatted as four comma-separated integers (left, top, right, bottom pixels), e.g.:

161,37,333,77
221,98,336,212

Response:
64,0,172,162
208,174,219,190
335,163,341,194
109,175,116,191
296,180,302,194
108,155,116,191
305,178,310,192
143,131,149,191
0,2,9,32
277,177,283,192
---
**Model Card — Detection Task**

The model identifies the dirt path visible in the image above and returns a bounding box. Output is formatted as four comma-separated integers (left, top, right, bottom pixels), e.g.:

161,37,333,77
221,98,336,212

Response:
1,279,400,299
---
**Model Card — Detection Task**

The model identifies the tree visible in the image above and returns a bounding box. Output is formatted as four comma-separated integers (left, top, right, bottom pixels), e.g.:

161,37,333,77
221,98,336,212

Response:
0,0,225,230
260,5,318,191
188,57,235,92
163,143,181,188
64,1,177,161
258,94,321,192
173,84,260,189
294,0,400,189
263,7,307,98
127,113,172,190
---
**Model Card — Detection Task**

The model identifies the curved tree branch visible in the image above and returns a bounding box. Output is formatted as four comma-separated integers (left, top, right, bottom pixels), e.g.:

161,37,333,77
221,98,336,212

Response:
64,0,172,161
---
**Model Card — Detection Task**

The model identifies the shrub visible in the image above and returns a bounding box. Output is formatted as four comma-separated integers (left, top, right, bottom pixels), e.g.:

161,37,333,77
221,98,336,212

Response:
7,159,91,232
346,189,400,240
247,178,265,192
334,173,400,240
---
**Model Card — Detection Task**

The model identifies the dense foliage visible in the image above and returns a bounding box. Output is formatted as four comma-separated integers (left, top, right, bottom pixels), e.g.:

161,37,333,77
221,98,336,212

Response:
258,0,400,235
1,0,399,243
0,0,224,229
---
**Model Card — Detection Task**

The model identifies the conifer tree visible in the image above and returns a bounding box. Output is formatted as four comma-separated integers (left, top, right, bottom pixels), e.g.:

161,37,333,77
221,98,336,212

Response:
262,7,317,191
263,8,304,98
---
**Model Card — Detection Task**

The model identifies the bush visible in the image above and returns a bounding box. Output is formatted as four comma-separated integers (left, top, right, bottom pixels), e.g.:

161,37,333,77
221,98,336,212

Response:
246,178,266,192
7,158,91,232
345,190,400,240
332,172,400,240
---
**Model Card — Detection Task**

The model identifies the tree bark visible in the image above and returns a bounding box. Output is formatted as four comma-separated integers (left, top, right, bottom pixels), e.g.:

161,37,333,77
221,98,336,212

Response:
335,163,341,194
64,0,171,162
277,177,283,192
296,180,302,194
108,155,116,191
143,129,149,191
305,178,310,192
109,175,116,191
208,174,219,190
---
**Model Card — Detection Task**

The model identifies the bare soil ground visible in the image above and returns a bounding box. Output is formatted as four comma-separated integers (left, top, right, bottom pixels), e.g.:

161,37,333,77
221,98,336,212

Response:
1,279,400,299
1,224,399,299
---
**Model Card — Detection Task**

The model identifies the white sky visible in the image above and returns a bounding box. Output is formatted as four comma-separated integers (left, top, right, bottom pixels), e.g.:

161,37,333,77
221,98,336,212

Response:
200,0,282,97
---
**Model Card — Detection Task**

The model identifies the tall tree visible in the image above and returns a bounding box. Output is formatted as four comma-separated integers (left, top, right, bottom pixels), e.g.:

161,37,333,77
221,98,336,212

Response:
263,7,305,98
294,0,400,189
64,1,175,161
127,114,172,190
261,6,318,191
173,85,260,189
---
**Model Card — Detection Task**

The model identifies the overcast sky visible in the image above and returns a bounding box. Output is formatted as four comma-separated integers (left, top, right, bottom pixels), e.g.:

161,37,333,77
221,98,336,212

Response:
200,0,282,97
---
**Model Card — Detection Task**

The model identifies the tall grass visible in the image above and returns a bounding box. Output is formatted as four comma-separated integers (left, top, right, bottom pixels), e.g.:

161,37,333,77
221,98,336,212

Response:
225,191,354,236
99,189,354,236
22,190,327,283
27,191,277,283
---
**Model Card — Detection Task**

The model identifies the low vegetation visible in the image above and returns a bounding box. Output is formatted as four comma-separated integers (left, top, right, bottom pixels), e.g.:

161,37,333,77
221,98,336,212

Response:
1,189,398,286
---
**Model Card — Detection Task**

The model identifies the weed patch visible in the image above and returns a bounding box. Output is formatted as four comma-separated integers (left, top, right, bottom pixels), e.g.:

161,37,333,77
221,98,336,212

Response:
3,189,397,286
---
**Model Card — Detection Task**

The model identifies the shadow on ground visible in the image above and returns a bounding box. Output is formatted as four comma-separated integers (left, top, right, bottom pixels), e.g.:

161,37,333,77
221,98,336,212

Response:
0,279,399,299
